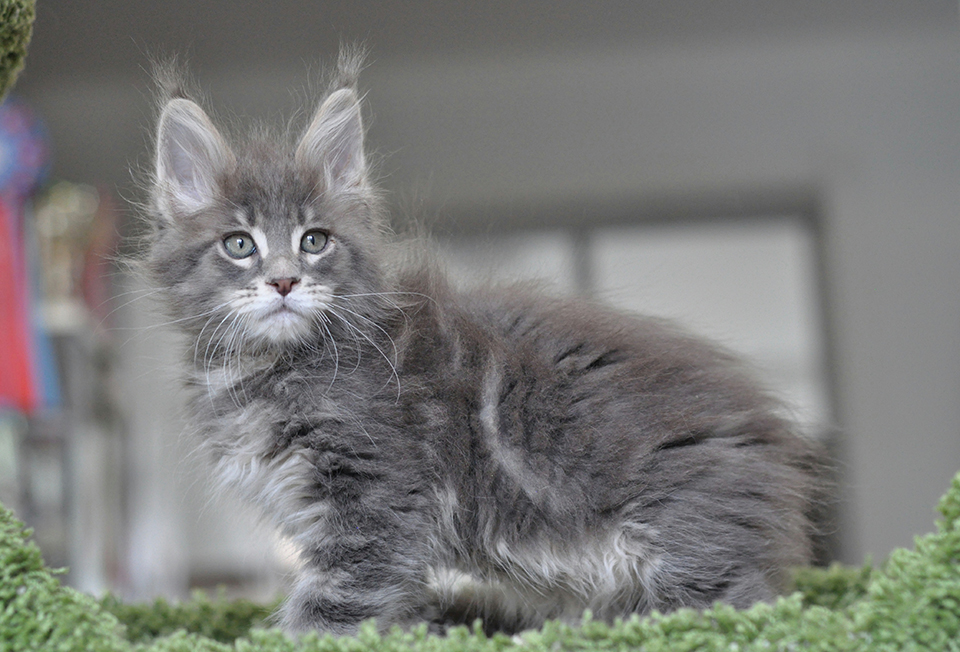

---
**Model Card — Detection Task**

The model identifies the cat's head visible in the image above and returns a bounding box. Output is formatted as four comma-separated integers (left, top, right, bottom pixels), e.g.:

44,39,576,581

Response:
146,70,391,355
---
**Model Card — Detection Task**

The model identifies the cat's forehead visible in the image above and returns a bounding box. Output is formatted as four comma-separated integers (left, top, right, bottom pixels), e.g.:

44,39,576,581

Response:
224,153,316,228
227,195,310,227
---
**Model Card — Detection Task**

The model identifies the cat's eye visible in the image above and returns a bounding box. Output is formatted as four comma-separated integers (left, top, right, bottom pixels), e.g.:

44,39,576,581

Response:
223,232,257,259
300,230,329,254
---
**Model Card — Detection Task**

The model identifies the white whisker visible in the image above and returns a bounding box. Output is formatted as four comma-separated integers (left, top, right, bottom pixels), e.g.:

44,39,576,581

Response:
317,317,341,395
333,290,436,306
223,314,247,408
203,310,240,411
327,306,401,400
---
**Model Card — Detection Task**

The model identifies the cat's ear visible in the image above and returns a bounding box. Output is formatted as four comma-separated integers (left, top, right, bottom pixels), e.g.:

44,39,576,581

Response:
154,98,234,217
295,88,367,191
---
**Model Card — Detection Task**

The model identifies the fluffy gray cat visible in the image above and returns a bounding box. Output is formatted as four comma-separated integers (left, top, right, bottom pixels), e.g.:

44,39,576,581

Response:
144,54,823,635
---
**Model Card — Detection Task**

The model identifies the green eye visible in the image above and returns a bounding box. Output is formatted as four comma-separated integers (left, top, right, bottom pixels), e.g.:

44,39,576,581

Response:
300,230,329,254
223,232,257,259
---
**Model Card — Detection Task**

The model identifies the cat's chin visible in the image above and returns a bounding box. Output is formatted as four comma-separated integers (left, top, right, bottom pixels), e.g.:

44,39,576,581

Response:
247,308,314,345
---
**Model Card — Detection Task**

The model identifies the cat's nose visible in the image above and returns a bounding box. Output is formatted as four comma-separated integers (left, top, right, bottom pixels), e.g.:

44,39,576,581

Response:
268,277,300,297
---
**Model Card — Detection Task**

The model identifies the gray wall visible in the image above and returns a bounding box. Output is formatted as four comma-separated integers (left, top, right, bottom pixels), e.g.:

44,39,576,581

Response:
14,1,960,592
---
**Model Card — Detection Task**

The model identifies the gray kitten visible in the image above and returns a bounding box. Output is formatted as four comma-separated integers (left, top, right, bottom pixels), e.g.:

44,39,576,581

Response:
145,54,823,635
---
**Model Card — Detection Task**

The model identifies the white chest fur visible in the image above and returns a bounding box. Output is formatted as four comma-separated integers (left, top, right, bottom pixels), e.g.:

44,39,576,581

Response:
200,396,331,549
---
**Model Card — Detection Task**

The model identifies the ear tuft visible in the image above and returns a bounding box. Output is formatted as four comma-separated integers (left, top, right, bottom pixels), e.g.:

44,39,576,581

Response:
155,98,233,217
295,88,366,191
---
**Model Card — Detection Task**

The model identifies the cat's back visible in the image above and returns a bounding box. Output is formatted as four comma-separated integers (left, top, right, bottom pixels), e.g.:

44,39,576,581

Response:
452,281,781,431
401,272,807,453
410,274,819,502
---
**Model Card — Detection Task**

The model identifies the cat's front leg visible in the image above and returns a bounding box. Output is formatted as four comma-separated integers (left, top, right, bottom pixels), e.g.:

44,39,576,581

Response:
279,503,435,635
281,565,426,635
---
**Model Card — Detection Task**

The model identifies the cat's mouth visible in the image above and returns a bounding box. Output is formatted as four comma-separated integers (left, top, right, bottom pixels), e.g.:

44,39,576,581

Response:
243,300,314,344
264,302,309,323
266,295,309,315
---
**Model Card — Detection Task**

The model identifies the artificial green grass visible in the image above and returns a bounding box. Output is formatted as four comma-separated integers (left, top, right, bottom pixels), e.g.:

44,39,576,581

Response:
0,498,126,651
0,0,34,100
99,592,277,645
3,471,960,651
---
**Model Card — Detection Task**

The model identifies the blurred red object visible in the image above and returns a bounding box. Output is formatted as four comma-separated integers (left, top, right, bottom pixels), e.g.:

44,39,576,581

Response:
0,198,37,413
0,97,49,413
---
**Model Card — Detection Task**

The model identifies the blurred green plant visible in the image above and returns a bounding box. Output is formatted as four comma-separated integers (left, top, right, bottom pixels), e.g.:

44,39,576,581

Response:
100,591,278,644
0,0,34,100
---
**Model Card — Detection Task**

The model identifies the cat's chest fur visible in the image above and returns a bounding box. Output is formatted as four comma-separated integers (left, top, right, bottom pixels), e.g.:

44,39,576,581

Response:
190,360,406,546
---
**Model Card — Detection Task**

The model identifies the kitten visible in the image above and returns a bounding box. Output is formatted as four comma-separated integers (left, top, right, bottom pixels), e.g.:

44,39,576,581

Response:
144,53,824,635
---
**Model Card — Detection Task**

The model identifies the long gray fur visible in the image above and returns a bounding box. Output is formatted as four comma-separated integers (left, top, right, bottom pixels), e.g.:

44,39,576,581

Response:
144,52,824,635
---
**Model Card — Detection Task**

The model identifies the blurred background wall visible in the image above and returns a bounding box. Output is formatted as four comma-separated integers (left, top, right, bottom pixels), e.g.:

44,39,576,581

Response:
3,1,958,601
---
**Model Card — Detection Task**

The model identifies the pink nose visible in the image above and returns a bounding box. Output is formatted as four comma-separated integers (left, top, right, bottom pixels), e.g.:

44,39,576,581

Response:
268,277,299,297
